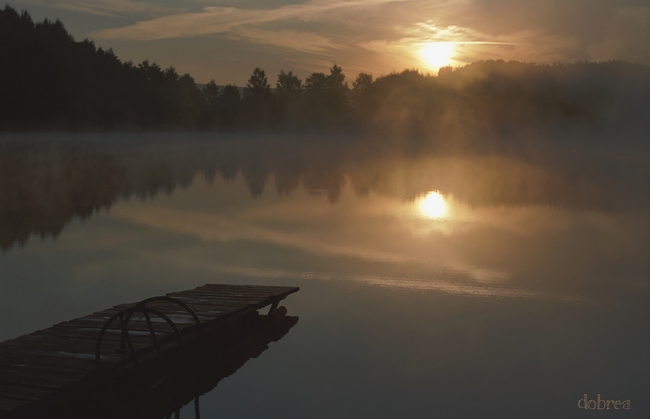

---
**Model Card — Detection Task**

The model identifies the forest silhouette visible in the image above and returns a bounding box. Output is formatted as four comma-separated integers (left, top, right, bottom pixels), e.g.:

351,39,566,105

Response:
1,5,649,140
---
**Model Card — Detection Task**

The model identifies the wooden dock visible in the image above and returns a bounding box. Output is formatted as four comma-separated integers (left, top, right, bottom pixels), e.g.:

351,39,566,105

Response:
0,284,299,418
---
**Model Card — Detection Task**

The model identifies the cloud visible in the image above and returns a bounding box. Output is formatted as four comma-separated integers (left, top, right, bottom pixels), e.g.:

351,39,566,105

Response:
232,27,340,54
89,0,508,71
30,0,177,17
359,21,518,69
91,0,400,41
49,0,647,81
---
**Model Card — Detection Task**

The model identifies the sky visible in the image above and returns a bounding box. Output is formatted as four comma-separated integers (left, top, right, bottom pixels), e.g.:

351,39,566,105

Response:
9,0,650,84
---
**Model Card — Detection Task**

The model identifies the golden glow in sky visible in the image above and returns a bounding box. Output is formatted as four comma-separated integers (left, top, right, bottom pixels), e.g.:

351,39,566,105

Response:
421,42,454,69
419,191,447,218
33,0,643,84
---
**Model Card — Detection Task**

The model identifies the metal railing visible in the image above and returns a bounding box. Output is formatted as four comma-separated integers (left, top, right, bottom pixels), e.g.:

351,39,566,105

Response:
95,296,203,363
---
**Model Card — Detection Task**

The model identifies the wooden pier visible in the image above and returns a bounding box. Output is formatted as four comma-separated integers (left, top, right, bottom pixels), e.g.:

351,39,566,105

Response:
0,284,299,418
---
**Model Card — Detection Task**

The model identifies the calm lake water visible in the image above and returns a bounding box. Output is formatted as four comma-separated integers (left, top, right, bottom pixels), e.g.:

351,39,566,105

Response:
1,133,648,418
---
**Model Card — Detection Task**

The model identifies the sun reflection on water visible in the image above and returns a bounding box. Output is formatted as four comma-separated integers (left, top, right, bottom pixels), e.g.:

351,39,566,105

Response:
419,191,447,218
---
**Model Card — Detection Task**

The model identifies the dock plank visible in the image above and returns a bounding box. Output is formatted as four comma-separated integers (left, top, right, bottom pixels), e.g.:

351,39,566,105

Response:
0,283,298,418
0,384,54,402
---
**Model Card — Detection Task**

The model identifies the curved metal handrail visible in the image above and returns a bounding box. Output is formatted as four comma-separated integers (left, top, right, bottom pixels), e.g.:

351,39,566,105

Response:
95,305,183,363
134,296,203,334
95,296,205,363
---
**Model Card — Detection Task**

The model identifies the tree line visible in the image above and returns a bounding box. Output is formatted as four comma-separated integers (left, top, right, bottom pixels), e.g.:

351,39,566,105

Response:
1,6,649,137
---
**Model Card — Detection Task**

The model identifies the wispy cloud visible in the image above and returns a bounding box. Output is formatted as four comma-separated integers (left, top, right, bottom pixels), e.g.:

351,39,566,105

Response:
88,0,502,70
92,0,400,41
30,0,647,81
359,21,518,69
37,0,177,17
232,27,340,54
88,0,592,72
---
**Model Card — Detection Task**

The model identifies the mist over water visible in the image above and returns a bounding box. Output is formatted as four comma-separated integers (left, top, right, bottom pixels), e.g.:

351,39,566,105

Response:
0,132,648,418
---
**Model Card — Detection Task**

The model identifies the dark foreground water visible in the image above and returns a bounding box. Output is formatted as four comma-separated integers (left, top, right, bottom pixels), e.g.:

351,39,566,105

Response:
0,133,648,418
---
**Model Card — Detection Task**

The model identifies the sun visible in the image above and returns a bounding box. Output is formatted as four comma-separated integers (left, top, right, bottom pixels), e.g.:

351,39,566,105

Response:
421,42,454,69
419,191,447,218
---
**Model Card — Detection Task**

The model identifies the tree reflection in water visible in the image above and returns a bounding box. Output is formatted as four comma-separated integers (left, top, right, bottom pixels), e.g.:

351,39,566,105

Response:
1,133,646,252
